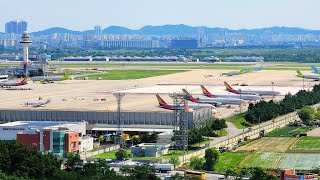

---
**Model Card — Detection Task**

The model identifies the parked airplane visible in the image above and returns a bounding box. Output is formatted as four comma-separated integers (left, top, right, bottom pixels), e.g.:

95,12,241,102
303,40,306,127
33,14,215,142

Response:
247,66,263,72
24,99,51,107
296,70,320,81
182,89,246,106
200,85,261,101
0,77,28,87
31,72,70,83
224,81,281,96
220,66,262,77
156,95,215,111
220,69,248,76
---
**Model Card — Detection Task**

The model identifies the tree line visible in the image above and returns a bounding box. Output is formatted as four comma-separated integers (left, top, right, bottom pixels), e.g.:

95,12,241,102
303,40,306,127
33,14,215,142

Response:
188,118,227,145
245,84,320,124
0,140,161,180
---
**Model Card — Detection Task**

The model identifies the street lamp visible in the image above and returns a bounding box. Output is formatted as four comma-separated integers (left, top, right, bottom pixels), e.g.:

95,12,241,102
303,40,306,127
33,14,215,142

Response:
271,82,274,100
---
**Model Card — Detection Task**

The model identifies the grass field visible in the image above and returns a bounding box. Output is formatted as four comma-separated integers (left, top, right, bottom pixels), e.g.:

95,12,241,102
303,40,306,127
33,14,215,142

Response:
243,152,283,169
93,149,192,160
292,136,320,150
75,70,187,80
236,137,297,153
266,126,312,137
279,153,320,170
214,152,249,172
226,114,252,129
93,150,131,159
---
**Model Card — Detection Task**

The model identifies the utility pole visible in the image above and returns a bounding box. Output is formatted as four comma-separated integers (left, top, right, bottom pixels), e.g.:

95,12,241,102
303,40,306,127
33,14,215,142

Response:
271,82,274,100
239,89,242,114
114,93,125,149
169,93,188,163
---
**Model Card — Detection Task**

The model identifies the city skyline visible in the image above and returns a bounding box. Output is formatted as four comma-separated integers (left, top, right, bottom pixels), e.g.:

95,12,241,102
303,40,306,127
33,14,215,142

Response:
1,0,320,32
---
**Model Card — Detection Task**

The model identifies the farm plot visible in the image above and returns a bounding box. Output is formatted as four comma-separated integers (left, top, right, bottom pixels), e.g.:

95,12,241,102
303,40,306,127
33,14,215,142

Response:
279,153,320,170
291,137,320,150
214,152,249,172
236,137,297,153
266,126,311,137
243,152,283,169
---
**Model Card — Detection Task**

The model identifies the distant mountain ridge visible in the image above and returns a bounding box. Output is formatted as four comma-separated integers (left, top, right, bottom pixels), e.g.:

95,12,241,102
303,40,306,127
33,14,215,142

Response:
29,25,320,36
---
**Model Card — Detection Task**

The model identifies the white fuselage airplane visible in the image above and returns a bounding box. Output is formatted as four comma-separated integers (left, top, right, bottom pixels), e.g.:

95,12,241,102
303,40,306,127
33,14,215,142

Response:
200,85,261,101
296,70,320,80
156,95,216,112
224,82,281,96
24,99,51,107
0,78,28,87
182,89,246,106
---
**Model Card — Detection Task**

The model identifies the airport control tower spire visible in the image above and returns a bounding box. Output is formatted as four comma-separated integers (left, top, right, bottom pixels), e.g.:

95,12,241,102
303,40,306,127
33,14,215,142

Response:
20,31,32,77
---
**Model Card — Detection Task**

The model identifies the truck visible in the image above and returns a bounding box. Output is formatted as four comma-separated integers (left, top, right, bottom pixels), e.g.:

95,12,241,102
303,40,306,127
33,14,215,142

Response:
153,163,174,173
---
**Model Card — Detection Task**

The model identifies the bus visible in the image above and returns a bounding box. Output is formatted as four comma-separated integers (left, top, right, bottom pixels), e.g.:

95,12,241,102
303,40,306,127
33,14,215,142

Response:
0,75,8,82
185,170,206,180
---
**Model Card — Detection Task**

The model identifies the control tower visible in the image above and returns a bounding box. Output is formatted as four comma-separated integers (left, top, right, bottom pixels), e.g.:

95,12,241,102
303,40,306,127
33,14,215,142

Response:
20,32,32,77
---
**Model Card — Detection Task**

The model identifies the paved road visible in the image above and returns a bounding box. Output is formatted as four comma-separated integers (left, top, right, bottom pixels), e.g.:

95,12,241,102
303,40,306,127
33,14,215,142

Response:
208,113,297,147
156,170,225,180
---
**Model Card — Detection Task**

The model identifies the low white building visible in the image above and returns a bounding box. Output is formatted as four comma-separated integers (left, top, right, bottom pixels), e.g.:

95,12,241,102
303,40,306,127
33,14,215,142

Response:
79,136,94,152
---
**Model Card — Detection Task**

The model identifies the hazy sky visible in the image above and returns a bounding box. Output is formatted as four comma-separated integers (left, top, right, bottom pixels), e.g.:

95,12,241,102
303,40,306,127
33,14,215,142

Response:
0,0,320,32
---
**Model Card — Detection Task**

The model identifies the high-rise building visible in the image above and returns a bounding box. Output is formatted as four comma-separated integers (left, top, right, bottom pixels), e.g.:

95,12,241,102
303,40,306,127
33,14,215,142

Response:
18,21,27,35
5,20,27,35
94,25,102,36
5,21,18,34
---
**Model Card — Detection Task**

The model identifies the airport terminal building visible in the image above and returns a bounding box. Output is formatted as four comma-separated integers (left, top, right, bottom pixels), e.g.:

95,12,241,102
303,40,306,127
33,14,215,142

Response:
0,107,212,133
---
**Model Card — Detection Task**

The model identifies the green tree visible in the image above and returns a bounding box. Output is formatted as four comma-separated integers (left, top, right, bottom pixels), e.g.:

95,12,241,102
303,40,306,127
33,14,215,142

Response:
125,164,160,180
140,132,158,143
203,148,219,171
65,152,83,172
189,156,204,170
170,173,185,180
249,168,278,180
115,149,129,161
169,156,180,169
298,106,315,125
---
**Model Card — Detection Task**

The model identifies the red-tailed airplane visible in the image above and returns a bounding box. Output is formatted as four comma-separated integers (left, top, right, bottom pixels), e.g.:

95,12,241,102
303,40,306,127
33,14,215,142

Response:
0,78,28,88
224,81,281,96
156,94,215,112
201,85,261,101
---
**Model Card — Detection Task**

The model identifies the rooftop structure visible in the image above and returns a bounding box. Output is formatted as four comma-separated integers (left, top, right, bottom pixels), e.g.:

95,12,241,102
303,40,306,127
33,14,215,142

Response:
130,143,170,157
225,56,264,62
0,121,86,140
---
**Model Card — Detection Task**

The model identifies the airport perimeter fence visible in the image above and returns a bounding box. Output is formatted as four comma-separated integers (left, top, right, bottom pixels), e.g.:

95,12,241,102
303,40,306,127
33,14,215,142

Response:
80,144,120,160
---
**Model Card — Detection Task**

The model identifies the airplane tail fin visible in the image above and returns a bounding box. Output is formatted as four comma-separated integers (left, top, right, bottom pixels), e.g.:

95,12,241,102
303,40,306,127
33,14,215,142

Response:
62,71,71,80
296,70,304,78
239,69,244,74
311,65,319,74
224,81,239,94
182,89,191,96
18,77,29,85
200,85,215,98
156,95,168,106
258,66,263,71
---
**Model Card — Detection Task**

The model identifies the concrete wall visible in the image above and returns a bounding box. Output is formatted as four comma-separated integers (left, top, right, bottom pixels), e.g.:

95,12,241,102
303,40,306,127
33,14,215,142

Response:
0,108,212,129
79,136,94,152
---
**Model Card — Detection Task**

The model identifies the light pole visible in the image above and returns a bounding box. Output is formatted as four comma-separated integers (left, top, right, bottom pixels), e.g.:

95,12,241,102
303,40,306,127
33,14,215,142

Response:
271,82,274,100
239,89,242,114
